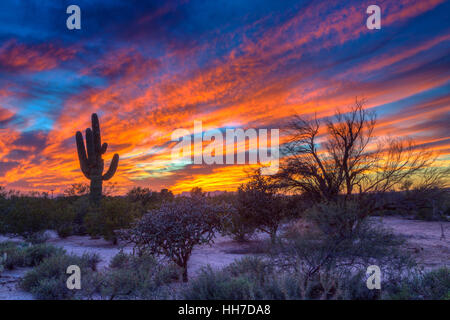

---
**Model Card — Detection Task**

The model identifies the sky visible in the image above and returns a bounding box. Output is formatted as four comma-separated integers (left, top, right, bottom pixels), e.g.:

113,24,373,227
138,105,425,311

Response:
0,0,449,194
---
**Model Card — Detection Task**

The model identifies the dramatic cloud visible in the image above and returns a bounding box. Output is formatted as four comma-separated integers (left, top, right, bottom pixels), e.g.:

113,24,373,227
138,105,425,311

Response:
0,40,76,72
0,0,449,193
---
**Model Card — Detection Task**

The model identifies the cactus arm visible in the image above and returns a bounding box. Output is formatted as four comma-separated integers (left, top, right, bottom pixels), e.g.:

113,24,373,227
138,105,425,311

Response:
103,153,119,180
76,131,90,178
92,113,102,154
85,128,95,164
101,142,108,154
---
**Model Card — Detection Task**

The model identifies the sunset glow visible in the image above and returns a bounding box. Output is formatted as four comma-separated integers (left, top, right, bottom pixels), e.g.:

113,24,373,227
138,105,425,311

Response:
0,0,449,194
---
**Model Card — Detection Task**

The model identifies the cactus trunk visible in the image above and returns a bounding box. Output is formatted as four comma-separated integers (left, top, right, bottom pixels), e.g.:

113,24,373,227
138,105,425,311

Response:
75,113,119,205
90,175,103,204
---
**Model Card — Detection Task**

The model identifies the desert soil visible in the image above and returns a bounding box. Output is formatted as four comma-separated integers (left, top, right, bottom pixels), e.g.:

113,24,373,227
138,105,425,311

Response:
0,216,448,300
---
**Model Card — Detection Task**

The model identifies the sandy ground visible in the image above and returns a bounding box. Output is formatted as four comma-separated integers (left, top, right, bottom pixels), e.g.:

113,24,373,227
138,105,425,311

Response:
0,216,448,300
377,216,449,269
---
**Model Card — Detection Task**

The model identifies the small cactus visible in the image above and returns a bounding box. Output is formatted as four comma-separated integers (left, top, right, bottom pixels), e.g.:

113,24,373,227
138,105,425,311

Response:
76,113,119,204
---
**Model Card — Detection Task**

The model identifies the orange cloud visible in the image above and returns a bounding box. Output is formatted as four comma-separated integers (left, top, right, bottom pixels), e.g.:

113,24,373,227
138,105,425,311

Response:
0,40,76,72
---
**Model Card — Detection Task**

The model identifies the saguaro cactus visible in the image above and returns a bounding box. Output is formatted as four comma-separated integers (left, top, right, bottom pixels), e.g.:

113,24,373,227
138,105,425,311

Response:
75,113,119,204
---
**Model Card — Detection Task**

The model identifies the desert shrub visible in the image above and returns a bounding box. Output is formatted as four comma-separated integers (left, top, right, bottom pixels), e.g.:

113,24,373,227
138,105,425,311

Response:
305,200,367,238
183,265,260,300
69,195,91,234
404,187,449,221
0,241,27,269
108,250,129,268
221,203,256,242
221,199,256,242
337,270,381,300
126,187,174,207
373,186,450,221
98,252,180,299
20,252,100,300
273,220,413,274
183,257,312,300
159,188,175,202
225,256,273,283
0,195,54,239
25,231,50,244
23,244,66,267
50,200,77,238
234,171,287,243
84,197,141,244
0,241,65,270
184,223,417,300
208,192,257,242
386,267,450,300
184,257,304,300
22,251,179,300
184,263,321,300
0,187,87,239
282,219,313,239
266,219,416,299
63,183,90,197
126,187,172,212
119,196,225,281
29,277,71,300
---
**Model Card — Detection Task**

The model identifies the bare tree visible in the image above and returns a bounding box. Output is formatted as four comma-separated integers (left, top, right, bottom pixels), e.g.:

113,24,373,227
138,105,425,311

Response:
275,98,447,215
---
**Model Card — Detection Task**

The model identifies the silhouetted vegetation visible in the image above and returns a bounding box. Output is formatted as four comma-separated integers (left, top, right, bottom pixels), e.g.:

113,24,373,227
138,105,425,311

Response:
232,170,287,243
1,101,449,300
119,194,228,282
0,186,178,243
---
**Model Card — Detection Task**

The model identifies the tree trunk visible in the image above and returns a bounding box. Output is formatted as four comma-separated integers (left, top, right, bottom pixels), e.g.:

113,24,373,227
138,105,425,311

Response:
90,175,103,205
182,265,188,282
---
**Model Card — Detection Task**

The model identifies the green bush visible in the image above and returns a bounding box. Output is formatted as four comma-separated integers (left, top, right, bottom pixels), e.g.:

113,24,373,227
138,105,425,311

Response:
305,200,365,238
23,244,66,267
234,171,287,243
0,241,26,269
386,267,450,300
84,197,141,244
70,195,91,234
184,257,416,300
99,252,180,299
0,241,64,270
225,256,273,283
0,188,85,240
338,270,381,300
21,250,178,300
183,257,309,300
220,201,256,242
184,220,419,300
20,252,100,300
50,200,77,238
183,265,259,300
25,231,50,244
126,187,172,212
0,195,53,239
30,277,70,300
